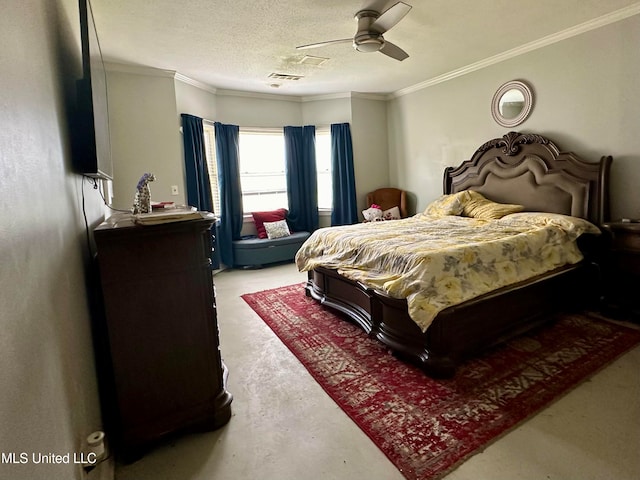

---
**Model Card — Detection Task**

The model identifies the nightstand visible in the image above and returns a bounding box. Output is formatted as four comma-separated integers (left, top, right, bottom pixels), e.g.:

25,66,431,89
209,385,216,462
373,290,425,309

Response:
601,221,640,321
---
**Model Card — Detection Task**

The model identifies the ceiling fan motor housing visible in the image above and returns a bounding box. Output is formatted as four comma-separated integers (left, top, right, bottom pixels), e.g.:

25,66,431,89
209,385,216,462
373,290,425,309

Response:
354,33,385,52
353,10,385,52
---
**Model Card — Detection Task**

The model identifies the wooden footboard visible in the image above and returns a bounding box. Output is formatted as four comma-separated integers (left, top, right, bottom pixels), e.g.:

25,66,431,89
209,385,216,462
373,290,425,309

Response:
306,263,596,378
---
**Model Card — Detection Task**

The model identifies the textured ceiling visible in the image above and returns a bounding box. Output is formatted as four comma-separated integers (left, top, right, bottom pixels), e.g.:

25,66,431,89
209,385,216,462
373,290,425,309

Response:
90,0,640,96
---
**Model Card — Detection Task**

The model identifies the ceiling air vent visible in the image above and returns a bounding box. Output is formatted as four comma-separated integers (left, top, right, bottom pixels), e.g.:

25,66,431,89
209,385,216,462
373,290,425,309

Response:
268,72,304,81
299,55,329,66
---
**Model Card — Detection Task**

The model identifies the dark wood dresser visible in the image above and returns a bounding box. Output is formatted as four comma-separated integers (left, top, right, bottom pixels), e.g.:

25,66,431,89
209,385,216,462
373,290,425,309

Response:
601,221,640,321
93,212,232,459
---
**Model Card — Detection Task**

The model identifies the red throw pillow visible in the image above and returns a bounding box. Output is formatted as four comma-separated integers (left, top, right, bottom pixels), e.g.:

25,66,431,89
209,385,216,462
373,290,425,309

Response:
252,208,288,239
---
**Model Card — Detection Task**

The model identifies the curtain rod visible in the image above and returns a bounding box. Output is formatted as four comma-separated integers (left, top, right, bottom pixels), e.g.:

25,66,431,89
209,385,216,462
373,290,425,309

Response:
201,119,331,131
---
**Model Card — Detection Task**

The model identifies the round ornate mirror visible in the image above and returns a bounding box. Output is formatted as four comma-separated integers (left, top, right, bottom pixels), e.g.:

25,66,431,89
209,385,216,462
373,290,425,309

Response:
491,80,533,128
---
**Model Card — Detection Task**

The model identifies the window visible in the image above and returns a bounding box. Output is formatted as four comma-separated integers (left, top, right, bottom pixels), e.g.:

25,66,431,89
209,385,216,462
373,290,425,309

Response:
239,129,287,213
203,126,332,215
203,122,221,214
315,128,332,210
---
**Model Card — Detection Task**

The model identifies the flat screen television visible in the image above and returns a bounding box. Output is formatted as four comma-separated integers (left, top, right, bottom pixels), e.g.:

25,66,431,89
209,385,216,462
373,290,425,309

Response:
73,0,113,180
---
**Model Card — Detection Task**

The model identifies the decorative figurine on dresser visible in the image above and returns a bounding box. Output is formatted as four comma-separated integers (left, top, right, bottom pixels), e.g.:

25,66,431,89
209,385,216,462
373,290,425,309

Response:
93,210,232,460
131,172,155,214
601,219,640,321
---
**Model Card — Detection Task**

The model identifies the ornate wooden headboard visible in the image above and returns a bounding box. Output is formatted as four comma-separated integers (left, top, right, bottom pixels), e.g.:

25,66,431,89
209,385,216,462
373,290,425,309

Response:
443,132,612,225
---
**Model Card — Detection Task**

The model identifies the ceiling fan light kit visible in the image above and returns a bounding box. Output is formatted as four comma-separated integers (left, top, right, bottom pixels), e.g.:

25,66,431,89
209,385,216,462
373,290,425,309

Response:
296,1,412,61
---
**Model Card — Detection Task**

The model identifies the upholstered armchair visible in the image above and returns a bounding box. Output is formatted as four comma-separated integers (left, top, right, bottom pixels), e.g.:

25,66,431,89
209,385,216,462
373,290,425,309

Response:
366,188,408,218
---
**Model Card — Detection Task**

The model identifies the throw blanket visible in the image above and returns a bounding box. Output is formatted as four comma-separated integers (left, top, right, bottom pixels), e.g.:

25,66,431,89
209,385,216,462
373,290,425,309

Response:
296,213,596,332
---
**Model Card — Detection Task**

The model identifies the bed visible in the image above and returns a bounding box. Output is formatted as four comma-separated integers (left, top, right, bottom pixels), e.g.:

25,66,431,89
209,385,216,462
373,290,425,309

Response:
297,132,612,377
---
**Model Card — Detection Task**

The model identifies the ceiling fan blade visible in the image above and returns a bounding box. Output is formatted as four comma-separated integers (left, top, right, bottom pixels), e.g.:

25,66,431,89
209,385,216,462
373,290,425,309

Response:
379,40,409,61
296,38,352,50
370,1,412,34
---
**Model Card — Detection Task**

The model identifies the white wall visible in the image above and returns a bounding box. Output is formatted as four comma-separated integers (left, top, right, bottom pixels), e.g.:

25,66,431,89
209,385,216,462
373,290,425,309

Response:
107,70,185,209
350,95,390,214
301,96,351,126
0,1,103,479
215,91,303,127
112,77,391,228
302,94,392,216
388,14,640,220
174,80,217,121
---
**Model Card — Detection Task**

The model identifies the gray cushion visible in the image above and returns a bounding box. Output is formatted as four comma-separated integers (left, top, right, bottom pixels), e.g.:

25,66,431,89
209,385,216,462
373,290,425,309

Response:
232,231,311,267
233,231,310,250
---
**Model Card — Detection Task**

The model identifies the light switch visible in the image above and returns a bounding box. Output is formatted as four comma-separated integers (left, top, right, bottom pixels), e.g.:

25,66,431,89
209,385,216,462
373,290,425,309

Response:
171,185,179,196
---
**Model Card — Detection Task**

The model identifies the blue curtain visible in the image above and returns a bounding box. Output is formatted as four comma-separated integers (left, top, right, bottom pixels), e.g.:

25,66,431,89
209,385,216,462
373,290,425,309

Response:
181,114,219,268
284,125,319,232
330,123,358,226
214,122,243,267
181,114,213,212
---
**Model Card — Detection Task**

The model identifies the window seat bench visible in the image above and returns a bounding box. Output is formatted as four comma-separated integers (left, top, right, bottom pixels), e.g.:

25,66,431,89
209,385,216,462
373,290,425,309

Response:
232,231,311,268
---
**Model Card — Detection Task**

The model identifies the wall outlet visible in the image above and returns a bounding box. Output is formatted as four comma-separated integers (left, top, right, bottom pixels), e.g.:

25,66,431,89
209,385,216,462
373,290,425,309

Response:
171,185,179,196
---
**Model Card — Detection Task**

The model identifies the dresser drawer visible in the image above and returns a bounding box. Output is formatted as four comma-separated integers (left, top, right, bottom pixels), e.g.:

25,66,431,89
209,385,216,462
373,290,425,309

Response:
611,230,640,252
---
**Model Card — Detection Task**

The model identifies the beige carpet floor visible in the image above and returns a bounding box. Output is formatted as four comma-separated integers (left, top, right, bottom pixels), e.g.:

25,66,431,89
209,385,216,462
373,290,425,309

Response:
115,263,640,480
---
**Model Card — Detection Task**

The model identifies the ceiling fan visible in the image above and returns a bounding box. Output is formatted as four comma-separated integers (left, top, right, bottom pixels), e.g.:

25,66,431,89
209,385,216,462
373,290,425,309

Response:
296,1,412,61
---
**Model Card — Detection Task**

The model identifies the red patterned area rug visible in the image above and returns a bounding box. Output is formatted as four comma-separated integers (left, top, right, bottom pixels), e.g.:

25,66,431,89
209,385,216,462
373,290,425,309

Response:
242,283,640,480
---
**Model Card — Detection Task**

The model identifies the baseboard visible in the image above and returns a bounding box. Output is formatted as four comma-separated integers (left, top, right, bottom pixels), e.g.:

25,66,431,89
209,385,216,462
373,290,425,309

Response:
86,455,114,480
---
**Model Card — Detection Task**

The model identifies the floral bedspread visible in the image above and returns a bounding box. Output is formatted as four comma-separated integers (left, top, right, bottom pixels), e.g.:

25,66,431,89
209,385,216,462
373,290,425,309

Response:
295,214,591,332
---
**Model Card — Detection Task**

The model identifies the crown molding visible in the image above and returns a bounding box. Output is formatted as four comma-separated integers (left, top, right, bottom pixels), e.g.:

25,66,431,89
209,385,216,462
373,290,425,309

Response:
103,62,176,78
392,3,640,98
174,73,217,94
215,88,303,102
350,92,389,101
214,90,386,103
300,92,351,102
100,64,386,103
104,63,219,94
300,92,388,102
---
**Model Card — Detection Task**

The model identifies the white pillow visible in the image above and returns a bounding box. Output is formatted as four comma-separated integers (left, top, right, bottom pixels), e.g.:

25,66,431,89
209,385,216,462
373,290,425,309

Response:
263,219,291,239
383,206,401,220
